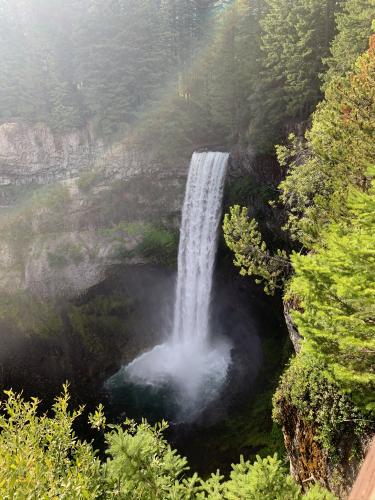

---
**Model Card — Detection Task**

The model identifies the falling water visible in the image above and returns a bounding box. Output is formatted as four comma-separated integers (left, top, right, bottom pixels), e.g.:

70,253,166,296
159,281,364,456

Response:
108,152,232,420
173,152,229,346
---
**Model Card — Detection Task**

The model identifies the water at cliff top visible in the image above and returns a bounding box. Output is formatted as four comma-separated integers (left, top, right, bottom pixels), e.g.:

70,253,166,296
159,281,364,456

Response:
106,152,232,421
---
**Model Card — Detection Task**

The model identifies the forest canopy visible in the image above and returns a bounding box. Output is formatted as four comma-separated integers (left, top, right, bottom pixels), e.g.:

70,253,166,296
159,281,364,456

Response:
0,0,373,152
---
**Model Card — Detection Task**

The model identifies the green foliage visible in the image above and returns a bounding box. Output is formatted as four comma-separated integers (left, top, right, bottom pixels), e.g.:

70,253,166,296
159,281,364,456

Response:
0,0,344,157
226,175,276,208
273,354,369,456
77,170,104,193
303,483,337,500
223,454,301,500
323,0,375,84
0,184,72,270
107,222,179,265
276,135,332,245
136,225,178,266
0,291,63,337
47,242,84,268
105,419,196,499
67,294,130,355
0,386,103,499
278,41,375,247
0,388,336,499
223,205,289,294
288,173,375,412
248,0,338,151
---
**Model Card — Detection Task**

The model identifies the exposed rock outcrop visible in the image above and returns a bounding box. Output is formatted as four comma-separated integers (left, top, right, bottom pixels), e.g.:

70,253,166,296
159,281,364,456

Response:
0,122,182,189
0,122,188,298
283,301,303,353
277,396,370,499
0,123,99,187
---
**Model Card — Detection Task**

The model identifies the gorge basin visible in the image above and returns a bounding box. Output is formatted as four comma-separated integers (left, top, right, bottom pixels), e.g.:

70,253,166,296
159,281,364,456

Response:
105,152,232,422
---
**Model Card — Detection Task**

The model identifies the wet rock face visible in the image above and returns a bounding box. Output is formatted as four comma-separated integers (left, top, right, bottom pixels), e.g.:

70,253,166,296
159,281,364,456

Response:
279,398,329,485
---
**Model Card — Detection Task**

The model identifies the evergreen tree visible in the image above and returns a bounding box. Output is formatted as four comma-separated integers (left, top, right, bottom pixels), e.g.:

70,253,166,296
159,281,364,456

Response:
29,0,86,129
76,0,173,136
208,0,267,142
248,0,338,152
289,171,375,411
324,0,375,84
223,205,290,295
0,1,47,122
0,388,335,499
278,37,375,247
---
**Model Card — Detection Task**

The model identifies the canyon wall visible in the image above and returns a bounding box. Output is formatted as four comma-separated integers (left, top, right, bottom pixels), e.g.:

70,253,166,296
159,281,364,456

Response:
0,122,188,299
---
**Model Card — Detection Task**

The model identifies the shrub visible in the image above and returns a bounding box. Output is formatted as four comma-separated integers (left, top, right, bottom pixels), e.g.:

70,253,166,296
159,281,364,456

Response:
137,225,178,266
0,386,103,499
0,388,337,499
273,354,369,457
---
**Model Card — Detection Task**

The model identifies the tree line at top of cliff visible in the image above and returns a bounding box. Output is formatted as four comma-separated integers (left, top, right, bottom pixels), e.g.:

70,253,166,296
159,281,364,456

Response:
0,0,373,153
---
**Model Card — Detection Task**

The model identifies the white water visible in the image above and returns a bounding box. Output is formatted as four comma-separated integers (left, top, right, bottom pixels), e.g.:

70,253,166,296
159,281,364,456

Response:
123,152,232,420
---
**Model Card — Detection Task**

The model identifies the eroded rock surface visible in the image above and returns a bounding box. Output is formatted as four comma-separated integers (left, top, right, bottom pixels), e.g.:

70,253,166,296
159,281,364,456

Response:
0,123,187,298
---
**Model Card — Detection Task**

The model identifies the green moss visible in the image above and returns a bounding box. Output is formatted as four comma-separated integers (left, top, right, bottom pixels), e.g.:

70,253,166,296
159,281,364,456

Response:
273,353,369,458
100,221,146,239
47,242,84,268
0,184,72,265
67,295,131,355
102,222,178,266
136,226,178,266
0,291,63,337
77,170,103,193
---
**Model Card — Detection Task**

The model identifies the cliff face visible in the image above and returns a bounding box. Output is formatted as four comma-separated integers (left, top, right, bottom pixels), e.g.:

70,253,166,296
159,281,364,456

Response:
0,122,187,299
0,123,98,187
277,396,368,499
0,121,189,399
0,122,178,188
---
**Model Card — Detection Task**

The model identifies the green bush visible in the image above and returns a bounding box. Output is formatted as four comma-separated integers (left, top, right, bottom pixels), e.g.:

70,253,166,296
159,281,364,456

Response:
0,291,63,337
0,388,337,499
47,242,84,268
273,354,368,457
227,176,276,208
0,386,103,499
137,225,178,266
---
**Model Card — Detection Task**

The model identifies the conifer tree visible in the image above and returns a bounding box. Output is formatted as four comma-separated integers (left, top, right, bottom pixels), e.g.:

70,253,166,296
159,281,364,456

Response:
278,37,375,247
248,0,338,152
324,0,375,84
289,172,375,411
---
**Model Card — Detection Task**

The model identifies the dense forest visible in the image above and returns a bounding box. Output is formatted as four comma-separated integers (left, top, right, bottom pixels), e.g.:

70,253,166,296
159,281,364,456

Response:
0,0,374,498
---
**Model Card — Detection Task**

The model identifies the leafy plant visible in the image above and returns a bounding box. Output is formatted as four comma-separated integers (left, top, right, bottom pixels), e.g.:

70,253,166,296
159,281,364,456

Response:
273,354,370,456
0,386,103,499
223,205,290,295
0,388,337,499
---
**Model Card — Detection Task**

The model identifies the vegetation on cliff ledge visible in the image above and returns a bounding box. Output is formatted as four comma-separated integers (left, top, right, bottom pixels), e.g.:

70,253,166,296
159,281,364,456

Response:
223,6,375,496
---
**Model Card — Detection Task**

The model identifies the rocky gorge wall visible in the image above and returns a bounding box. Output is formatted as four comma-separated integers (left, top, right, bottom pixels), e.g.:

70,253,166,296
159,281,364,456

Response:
2,124,341,493
0,121,190,398
0,122,188,299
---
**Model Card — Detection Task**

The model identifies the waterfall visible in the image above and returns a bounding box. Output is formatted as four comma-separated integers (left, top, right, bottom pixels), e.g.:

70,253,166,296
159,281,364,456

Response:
173,152,229,345
113,152,232,420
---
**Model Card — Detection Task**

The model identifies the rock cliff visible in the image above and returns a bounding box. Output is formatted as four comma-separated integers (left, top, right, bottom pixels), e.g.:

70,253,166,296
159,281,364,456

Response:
0,122,188,299
277,395,369,499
